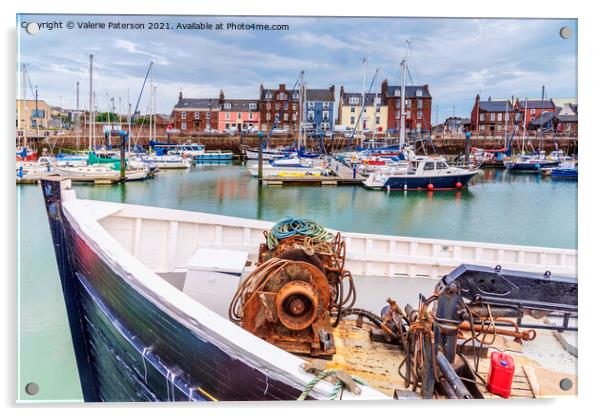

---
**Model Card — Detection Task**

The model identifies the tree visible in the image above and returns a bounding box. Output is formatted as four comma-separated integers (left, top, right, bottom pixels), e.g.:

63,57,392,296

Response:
95,112,119,123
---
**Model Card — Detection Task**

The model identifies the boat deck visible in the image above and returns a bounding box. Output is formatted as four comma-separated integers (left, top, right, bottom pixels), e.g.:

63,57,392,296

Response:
301,318,577,399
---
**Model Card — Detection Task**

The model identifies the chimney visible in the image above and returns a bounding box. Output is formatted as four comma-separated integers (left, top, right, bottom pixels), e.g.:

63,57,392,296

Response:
178,90,183,101
279,83,286,91
475,94,480,103
219,89,224,103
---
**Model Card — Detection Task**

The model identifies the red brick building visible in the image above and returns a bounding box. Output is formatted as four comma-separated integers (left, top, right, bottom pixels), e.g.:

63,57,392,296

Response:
259,84,300,132
172,91,219,132
470,95,514,135
514,98,556,129
381,80,432,132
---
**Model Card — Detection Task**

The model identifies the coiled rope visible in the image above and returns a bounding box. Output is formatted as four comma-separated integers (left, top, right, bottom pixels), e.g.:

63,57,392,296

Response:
267,217,334,250
297,370,366,400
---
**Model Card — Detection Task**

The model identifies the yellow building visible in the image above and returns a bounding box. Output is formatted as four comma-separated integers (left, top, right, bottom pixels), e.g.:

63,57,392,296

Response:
16,99,52,130
337,90,388,132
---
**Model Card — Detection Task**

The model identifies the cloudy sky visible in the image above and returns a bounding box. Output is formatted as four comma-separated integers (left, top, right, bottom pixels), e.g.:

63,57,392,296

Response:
17,15,577,120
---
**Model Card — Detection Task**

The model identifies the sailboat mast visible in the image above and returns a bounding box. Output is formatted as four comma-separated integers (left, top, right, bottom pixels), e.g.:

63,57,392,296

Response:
20,64,27,148
298,70,304,149
399,40,409,151
153,85,158,142
522,98,528,154
76,81,80,149
362,58,366,133
540,85,545,151
89,54,93,151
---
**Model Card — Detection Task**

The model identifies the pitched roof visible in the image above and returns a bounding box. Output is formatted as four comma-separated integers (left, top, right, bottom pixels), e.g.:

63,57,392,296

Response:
516,99,555,110
174,98,219,109
478,99,512,112
558,114,578,123
341,92,383,106
529,111,557,126
305,88,335,102
220,99,259,111
385,85,431,98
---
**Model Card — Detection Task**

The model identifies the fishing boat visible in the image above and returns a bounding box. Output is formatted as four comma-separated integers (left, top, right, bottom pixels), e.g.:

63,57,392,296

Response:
150,142,233,162
41,178,577,402
363,156,479,190
55,164,150,182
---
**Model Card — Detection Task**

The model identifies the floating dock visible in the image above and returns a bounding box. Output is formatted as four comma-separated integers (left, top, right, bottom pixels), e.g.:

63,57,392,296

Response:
260,160,366,186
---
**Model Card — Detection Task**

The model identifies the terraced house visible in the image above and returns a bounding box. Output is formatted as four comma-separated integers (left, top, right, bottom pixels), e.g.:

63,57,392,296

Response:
513,98,556,129
304,86,335,132
470,95,514,135
172,92,219,133
258,83,300,132
217,90,260,133
380,81,432,133
337,86,388,132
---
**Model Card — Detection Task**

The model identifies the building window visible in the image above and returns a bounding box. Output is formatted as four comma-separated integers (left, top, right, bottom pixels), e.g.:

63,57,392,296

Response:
396,100,400,109
417,100,423,109
266,103,271,110
223,103,231,110
194,112,200,119
530,109,536,115
480,114,485,122
308,102,315,110
350,116,355,125
490,113,495,121
292,113,297,121
181,121,187,130
237,112,242,119
351,107,355,113
374,97,381,105
181,111,187,119
248,112,253,119
249,103,257,110
497,113,502,121
275,103,280,111
292,93,298,100
395,111,400,120
266,113,271,121
206,112,211,119
515,113,521,121
284,103,289,110
394,89,401,97
265,92,272,99
376,116,380,124
416,89,423,97
417,111,422,120
349,97,360,105
323,110,329,119
225,112,230,120
279,92,286,100
376,106,380,113
308,111,314,122
479,125,485,131
322,102,329,108
283,113,288,121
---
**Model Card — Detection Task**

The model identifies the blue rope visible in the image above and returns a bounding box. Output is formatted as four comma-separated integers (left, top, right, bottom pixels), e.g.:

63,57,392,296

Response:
267,216,333,250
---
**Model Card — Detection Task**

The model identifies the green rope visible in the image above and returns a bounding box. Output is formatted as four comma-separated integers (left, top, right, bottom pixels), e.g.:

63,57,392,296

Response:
298,370,367,401
267,217,334,250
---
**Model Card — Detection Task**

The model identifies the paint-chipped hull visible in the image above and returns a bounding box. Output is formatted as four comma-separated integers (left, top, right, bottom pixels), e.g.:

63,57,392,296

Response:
41,180,312,402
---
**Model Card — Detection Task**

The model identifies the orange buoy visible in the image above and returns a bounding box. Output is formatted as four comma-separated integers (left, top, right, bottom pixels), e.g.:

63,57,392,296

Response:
455,182,462,189
427,183,434,191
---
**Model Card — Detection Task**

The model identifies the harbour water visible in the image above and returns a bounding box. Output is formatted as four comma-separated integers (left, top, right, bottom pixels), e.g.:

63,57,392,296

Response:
16,163,577,401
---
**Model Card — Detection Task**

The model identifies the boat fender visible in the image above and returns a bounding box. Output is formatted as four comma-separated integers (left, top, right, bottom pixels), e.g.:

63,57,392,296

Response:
427,184,434,191
455,182,462,189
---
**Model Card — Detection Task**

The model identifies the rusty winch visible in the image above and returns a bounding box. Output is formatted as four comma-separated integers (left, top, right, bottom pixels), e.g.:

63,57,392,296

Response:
229,218,355,357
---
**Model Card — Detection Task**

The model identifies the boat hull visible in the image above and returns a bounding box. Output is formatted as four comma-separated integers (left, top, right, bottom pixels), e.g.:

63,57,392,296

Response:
368,172,478,191
192,153,233,162
40,180,317,402
504,160,560,171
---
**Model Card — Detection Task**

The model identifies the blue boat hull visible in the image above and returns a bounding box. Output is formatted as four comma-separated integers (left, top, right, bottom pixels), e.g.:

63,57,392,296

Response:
505,160,560,171
551,169,578,180
41,179,314,402
380,172,478,191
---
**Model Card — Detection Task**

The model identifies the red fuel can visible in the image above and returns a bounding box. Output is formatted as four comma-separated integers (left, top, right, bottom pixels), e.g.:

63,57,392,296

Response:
487,351,515,398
